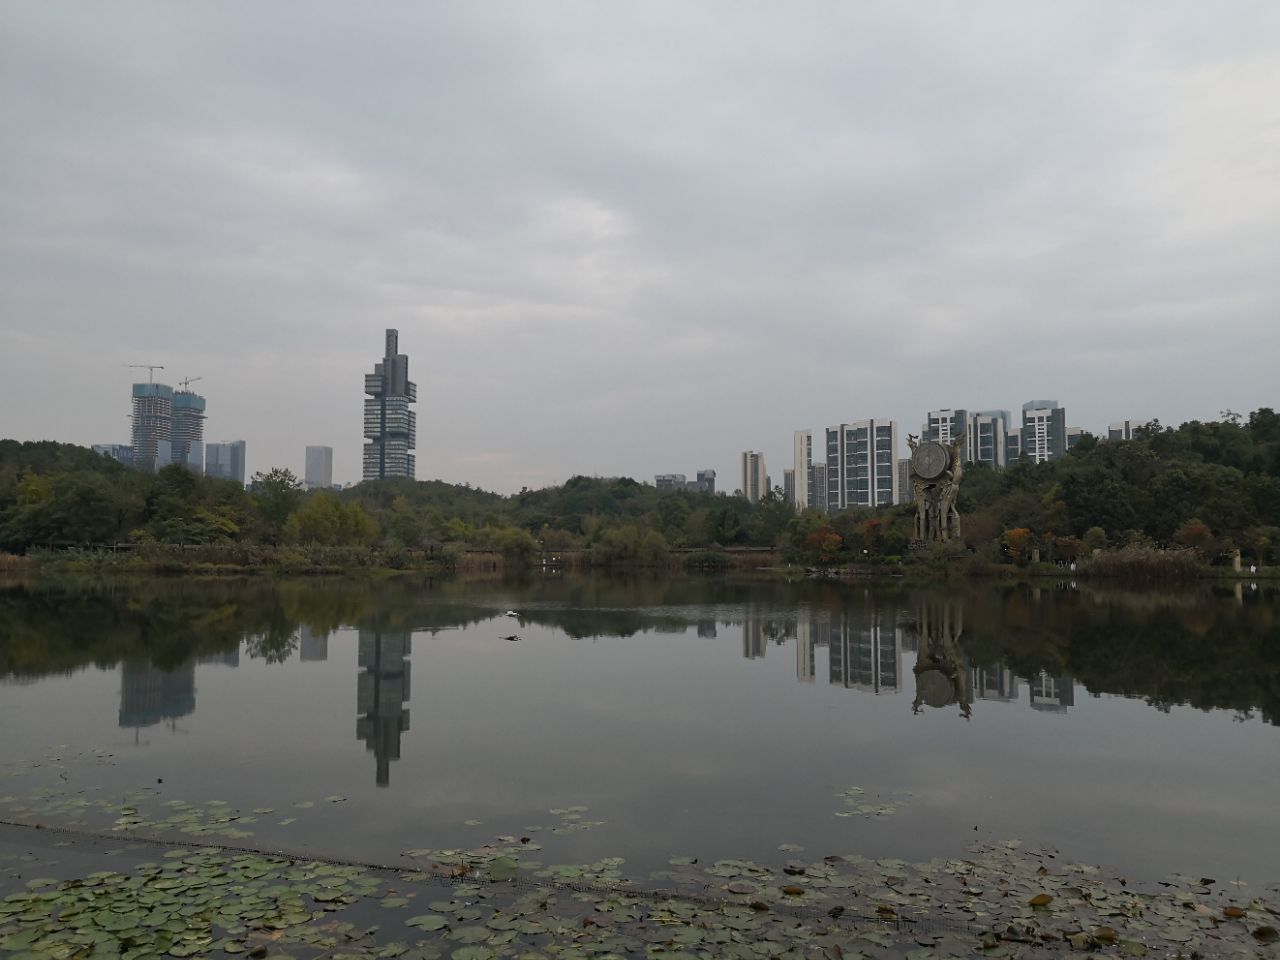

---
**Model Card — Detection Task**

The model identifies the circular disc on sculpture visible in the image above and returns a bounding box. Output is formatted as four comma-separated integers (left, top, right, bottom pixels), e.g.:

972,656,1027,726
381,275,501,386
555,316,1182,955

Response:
911,441,949,481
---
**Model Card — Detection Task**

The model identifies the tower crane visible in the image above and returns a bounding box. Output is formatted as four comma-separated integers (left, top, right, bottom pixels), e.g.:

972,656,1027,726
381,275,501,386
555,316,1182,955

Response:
125,363,165,383
178,376,203,391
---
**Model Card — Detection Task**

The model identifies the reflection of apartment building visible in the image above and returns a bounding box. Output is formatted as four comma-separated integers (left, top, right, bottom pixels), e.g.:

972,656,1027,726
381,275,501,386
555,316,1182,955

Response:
119,660,196,729
795,618,815,683
829,610,901,693
357,629,412,786
969,664,1018,701
741,615,766,659
1028,671,1075,712
300,626,330,662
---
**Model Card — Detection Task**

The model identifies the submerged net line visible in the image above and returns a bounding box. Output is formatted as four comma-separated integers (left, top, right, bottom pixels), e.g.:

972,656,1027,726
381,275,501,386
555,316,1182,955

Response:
0,815,981,938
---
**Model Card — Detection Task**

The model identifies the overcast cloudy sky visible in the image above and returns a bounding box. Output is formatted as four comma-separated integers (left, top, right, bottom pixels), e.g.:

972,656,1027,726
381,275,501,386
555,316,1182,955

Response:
2,3,1277,492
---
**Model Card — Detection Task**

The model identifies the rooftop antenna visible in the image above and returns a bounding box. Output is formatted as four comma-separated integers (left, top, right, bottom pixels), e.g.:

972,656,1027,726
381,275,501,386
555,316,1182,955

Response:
178,376,203,391
126,363,165,383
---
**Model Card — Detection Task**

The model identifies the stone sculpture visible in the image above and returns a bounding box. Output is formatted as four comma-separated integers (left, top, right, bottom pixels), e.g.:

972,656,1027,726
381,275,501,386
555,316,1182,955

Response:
906,432,965,543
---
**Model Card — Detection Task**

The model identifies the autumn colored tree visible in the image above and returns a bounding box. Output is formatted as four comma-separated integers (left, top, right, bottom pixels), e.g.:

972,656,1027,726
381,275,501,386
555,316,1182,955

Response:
804,526,843,565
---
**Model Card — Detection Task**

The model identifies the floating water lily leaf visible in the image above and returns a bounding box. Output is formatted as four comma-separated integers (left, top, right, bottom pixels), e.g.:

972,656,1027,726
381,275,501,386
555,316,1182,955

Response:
450,948,493,960
449,927,490,944
325,796,347,803
406,915,448,931
488,858,518,882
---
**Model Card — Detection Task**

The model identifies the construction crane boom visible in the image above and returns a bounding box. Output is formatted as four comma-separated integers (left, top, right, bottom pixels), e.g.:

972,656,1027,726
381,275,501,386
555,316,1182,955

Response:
125,363,165,383
178,376,203,391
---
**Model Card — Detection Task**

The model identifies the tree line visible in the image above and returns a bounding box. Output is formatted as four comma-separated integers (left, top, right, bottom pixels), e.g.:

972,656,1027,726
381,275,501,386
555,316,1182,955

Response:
1,407,1277,567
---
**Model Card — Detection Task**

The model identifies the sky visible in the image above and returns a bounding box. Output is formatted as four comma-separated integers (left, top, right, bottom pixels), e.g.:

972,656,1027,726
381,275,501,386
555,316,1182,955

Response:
1,3,1278,493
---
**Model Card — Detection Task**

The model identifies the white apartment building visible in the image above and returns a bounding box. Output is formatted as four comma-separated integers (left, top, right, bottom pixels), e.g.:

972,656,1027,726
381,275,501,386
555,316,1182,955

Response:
305,445,334,490
741,450,768,503
824,419,900,510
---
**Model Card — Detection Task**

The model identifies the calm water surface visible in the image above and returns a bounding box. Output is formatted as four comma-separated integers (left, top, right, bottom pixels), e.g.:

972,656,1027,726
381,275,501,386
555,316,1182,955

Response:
1,575,1277,885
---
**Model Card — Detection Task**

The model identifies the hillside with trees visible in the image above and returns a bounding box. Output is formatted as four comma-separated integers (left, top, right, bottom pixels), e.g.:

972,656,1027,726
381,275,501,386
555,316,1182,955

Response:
1,408,1277,570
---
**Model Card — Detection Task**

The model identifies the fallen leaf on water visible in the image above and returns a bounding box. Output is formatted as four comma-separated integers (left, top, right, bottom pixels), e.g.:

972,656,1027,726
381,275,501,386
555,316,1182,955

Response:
1223,906,1246,919
781,885,804,897
1028,894,1053,907
1253,926,1278,943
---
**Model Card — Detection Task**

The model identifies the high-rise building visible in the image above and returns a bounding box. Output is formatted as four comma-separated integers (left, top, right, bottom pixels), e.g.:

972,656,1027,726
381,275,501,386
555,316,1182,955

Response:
896,458,913,503
922,409,969,449
792,430,812,510
808,462,827,512
205,441,246,485
305,446,334,490
782,468,795,505
824,419,899,510
131,383,174,472
741,451,767,503
969,410,1010,469
363,329,417,481
695,469,716,495
171,390,207,473
1007,428,1023,462
1021,400,1067,463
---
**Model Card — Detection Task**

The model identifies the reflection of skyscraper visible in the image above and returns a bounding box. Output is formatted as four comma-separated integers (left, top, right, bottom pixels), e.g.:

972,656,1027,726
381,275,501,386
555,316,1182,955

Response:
969,664,1018,701
696,620,717,639
119,660,196,729
1028,671,1075,712
795,616,815,683
356,630,411,786
300,626,329,662
742,615,766,659
830,610,901,693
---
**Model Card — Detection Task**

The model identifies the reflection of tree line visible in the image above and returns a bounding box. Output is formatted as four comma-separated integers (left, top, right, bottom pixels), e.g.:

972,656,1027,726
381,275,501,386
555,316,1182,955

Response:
2,579,1276,728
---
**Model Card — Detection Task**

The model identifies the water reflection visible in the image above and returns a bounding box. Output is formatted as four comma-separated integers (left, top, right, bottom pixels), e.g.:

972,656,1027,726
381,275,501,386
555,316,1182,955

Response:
356,629,411,787
912,599,970,718
118,659,195,733
2,576,1277,730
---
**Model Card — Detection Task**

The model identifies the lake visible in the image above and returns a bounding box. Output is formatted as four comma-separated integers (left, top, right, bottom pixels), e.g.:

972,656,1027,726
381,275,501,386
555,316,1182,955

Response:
1,574,1277,889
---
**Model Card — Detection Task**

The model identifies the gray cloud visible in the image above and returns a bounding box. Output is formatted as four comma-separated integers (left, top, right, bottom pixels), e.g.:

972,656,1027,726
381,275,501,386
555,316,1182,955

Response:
2,2,1278,490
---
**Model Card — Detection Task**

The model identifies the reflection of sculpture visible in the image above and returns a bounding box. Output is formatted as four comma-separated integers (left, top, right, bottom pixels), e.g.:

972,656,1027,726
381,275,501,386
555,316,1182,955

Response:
912,600,971,719
906,433,965,543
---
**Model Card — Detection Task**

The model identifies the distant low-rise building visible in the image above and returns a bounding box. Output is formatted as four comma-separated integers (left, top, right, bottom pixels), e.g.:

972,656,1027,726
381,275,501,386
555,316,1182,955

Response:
654,473,687,491
695,469,716,495
1108,420,1147,441
206,440,247,485
93,444,134,467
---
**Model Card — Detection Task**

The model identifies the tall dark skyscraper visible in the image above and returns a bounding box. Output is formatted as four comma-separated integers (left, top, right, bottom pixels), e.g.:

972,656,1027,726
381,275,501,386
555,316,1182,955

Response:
363,328,417,481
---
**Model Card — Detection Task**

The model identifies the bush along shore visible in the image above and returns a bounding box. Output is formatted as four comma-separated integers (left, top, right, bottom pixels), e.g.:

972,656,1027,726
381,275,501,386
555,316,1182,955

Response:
2,407,1279,576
